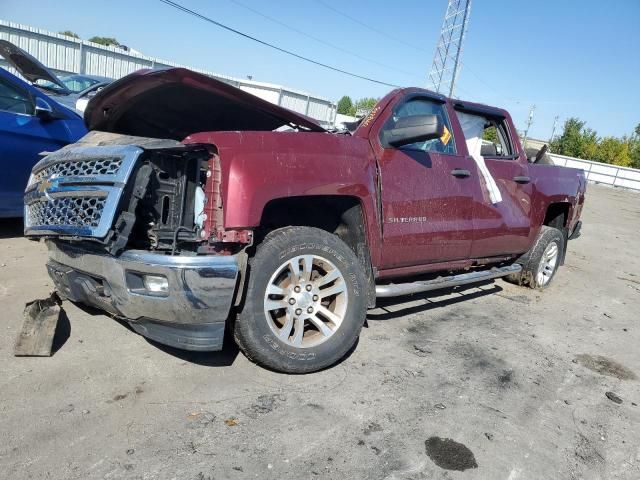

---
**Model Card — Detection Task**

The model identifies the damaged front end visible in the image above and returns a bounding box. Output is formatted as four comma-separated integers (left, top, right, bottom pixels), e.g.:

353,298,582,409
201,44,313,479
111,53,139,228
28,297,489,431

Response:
22,66,326,352
24,131,242,351
26,132,212,255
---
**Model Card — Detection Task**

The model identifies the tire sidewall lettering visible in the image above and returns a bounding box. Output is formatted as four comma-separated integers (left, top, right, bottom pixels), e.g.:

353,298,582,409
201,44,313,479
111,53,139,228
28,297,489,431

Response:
263,334,316,361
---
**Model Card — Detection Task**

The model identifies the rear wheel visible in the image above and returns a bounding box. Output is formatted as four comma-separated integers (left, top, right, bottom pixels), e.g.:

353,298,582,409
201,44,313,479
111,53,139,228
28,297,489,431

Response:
507,225,564,289
234,226,368,373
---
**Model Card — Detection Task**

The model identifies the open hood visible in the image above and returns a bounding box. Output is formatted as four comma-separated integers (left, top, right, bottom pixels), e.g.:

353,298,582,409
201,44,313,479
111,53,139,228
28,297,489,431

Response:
84,68,326,140
0,40,70,93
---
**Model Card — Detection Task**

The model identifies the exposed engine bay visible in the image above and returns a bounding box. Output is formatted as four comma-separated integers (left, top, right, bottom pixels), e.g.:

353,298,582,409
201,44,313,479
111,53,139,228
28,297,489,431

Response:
24,132,212,256
116,146,209,254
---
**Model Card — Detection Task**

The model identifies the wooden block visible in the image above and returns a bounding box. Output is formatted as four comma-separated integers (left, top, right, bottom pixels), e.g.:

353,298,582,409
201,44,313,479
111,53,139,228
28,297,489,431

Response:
14,293,61,357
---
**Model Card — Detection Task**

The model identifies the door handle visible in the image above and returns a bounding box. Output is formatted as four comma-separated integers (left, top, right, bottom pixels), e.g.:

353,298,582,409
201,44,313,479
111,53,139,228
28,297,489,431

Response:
513,176,531,184
451,169,471,178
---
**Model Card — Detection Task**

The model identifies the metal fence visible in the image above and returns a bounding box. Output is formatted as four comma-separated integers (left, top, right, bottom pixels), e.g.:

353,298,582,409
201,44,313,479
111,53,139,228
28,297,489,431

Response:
550,154,640,191
0,19,337,125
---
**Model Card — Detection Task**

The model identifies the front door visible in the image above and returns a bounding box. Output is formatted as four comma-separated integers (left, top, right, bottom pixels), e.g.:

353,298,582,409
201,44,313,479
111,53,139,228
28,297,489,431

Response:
373,96,478,269
0,75,74,217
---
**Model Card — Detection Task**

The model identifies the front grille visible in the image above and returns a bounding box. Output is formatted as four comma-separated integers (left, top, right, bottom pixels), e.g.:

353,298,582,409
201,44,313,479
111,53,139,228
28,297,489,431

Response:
32,157,123,184
27,197,107,228
24,145,143,238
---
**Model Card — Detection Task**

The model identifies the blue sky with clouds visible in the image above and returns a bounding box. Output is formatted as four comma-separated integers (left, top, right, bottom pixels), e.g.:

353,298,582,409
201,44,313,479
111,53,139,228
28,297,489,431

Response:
2,0,638,139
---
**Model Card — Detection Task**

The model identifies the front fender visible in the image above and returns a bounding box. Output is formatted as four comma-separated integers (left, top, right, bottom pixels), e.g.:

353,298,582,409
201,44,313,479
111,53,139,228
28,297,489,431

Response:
184,131,382,259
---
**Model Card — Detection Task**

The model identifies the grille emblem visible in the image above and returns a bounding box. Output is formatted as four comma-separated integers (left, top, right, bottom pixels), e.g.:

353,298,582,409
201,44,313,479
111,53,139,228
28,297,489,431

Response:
38,175,59,201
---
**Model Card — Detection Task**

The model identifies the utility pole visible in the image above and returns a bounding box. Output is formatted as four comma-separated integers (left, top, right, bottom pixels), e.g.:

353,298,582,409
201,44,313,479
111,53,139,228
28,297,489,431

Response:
428,0,472,97
549,115,559,144
522,105,535,149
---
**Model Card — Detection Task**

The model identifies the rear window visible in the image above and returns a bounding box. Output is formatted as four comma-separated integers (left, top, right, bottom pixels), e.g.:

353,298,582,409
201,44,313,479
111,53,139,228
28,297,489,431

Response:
455,110,516,159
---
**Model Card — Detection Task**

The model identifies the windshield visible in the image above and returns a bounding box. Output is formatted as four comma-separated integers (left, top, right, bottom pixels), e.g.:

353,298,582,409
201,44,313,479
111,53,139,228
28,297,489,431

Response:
36,75,101,94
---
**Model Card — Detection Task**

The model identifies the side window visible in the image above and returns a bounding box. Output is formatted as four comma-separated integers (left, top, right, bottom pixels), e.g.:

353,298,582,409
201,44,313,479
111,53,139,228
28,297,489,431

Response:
382,98,456,154
0,77,33,115
456,110,515,159
481,119,514,158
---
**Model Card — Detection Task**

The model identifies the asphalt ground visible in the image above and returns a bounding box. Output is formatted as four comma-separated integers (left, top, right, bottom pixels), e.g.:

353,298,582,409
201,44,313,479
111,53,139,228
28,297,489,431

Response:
1,184,639,480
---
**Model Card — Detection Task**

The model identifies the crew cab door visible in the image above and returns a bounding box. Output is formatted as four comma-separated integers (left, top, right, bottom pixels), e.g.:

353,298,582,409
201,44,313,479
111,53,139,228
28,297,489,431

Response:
371,95,478,269
451,107,533,257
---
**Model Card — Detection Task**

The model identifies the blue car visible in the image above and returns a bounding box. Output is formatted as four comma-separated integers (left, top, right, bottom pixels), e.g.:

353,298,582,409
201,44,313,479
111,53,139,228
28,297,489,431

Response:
0,67,87,217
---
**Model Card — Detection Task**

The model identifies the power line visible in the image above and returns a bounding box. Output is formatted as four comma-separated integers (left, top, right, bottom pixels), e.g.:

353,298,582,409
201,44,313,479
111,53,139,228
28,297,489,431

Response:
158,0,402,88
314,0,429,53
227,0,424,81
459,60,501,98
457,63,579,107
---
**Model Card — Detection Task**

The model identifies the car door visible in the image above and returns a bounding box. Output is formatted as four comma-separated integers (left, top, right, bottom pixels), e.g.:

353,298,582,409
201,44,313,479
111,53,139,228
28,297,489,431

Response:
451,107,533,257
371,95,479,269
0,72,80,217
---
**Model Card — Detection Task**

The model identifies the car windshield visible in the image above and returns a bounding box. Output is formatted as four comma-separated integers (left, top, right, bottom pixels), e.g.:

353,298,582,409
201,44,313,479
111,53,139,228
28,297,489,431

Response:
37,75,101,94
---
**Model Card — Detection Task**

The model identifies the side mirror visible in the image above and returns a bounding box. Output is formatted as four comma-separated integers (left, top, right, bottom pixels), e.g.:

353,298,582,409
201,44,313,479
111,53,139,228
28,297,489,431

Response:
384,114,444,148
34,97,55,121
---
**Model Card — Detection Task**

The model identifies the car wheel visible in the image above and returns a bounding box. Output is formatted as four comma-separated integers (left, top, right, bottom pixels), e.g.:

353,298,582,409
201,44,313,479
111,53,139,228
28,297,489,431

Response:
234,226,368,373
506,225,565,289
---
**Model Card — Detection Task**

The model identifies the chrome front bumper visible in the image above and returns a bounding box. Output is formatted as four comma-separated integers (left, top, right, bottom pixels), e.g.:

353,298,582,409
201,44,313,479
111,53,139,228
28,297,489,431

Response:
46,241,241,351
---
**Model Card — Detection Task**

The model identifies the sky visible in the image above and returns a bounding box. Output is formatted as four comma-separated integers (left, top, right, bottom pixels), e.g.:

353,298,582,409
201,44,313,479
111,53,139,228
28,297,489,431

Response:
1,0,639,139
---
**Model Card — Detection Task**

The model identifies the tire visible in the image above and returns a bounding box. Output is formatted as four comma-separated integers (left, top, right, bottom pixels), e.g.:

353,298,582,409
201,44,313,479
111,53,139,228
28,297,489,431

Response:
506,226,564,289
234,226,368,373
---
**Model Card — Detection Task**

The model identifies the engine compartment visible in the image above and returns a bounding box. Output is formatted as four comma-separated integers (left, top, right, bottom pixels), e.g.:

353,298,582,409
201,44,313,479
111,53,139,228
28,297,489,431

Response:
24,131,215,256
107,146,211,255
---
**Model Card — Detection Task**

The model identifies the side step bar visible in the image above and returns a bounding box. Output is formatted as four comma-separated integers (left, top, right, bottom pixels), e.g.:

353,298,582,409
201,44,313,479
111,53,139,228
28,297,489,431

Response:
375,264,522,298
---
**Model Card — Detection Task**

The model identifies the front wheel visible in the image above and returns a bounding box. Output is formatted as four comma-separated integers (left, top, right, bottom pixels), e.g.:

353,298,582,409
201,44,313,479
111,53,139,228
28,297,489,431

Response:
234,226,368,373
507,225,564,289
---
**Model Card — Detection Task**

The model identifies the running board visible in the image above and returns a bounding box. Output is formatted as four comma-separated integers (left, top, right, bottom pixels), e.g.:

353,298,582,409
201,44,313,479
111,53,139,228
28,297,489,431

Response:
375,264,522,298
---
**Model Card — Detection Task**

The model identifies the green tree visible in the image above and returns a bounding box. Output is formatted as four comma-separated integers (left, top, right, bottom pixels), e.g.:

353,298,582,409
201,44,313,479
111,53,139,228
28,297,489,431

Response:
548,118,640,168
337,96,353,115
483,126,499,143
594,137,632,167
550,117,598,159
353,97,378,116
89,36,120,47
630,123,640,168
582,130,599,159
59,30,80,39
631,143,640,169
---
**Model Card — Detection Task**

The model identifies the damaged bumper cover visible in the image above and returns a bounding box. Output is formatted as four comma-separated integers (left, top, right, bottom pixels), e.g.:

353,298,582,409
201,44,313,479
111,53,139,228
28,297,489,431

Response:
46,241,240,351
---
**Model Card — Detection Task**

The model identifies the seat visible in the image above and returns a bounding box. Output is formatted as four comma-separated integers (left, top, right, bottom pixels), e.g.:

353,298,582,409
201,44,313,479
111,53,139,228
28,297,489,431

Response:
481,143,497,157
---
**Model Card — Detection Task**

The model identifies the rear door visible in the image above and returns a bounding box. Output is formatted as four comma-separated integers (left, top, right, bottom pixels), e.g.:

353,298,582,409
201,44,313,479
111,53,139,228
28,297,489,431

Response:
452,107,533,257
371,95,478,269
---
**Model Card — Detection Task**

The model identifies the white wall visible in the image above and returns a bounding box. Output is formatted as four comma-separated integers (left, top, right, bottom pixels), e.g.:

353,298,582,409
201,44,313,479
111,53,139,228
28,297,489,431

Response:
550,154,640,191
333,113,358,129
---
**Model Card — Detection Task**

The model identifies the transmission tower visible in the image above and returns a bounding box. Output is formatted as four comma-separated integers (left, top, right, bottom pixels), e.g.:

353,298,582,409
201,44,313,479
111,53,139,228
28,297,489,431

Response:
428,0,472,97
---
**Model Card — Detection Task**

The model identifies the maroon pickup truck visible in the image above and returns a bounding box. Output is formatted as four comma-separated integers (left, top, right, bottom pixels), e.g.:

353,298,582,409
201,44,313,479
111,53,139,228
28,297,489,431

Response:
24,68,586,373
